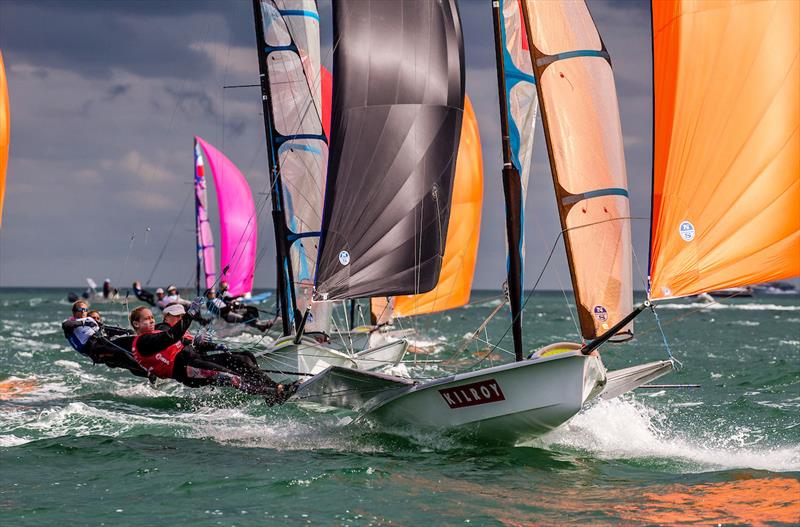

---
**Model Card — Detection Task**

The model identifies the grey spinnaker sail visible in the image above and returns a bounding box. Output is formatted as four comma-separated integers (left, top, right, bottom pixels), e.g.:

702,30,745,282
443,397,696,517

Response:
313,0,465,301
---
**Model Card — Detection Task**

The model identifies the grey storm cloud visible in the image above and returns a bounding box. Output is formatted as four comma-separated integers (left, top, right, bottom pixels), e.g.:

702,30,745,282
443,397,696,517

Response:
0,0,662,291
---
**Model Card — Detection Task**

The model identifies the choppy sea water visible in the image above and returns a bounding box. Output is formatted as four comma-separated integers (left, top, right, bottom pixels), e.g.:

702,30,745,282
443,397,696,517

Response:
1,288,798,526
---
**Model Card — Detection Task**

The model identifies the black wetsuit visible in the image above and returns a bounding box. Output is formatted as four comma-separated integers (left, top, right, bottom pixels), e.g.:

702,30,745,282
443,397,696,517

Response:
138,316,278,395
62,319,148,378
133,286,156,306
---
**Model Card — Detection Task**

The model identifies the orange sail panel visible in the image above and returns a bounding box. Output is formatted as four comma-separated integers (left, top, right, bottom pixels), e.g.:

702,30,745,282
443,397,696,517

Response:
393,96,483,318
649,0,800,300
0,51,9,228
522,0,633,340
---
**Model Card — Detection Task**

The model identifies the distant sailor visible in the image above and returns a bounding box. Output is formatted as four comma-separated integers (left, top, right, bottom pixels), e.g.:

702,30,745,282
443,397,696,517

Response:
165,284,192,308
61,301,148,378
132,281,156,306
205,289,273,332
155,288,168,310
129,302,294,403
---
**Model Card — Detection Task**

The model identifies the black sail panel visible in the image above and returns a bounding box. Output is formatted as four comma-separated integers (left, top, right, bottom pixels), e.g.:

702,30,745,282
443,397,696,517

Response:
314,0,465,301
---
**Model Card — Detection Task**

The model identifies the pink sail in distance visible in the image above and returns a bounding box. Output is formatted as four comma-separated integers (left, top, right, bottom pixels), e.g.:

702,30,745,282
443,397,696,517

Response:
195,136,258,296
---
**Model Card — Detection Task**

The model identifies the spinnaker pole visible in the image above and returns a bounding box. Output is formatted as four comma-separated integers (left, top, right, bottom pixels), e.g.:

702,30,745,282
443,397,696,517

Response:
251,0,299,336
491,0,524,362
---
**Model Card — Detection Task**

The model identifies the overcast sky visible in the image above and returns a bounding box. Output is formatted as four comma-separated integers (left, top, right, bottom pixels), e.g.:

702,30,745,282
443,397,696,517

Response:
0,0,659,292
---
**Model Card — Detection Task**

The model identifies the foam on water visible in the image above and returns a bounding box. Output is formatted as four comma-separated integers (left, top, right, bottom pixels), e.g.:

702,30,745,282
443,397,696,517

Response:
532,397,800,473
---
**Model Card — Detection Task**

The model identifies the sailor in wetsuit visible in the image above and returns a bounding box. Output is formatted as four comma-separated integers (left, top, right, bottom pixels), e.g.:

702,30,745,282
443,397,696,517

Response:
129,303,294,403
205,289,273,332
61,301,148,378
156,303,260,369
132,281,156,306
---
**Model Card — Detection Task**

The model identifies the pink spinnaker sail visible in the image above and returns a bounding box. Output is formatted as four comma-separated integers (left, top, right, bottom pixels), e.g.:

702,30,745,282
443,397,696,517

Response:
195,136,257,296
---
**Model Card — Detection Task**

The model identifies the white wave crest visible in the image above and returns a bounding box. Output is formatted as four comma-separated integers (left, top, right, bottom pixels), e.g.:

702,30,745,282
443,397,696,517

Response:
530,397,800,473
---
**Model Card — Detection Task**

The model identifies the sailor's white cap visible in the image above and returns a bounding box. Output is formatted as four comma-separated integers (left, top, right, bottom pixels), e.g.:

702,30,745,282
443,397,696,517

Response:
163,304,186,316
155,288,165,294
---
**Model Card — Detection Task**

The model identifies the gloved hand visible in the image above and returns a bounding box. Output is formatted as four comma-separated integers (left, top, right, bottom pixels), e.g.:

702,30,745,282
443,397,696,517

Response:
187,296,204,318
194,330,210,346
83,318,99,328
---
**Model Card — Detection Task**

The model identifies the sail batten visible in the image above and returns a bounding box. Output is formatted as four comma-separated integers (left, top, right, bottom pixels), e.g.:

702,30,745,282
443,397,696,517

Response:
522,0,634,342
314,0,465,301
649,0,800,300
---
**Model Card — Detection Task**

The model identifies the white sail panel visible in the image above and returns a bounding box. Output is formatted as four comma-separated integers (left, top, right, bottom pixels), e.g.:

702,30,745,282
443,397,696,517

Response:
260,0,328,330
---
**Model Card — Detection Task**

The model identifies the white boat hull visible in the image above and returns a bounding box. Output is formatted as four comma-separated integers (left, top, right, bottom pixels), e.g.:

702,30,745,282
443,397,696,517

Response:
257,336,408,384
361,352,606,443
257,336,357,383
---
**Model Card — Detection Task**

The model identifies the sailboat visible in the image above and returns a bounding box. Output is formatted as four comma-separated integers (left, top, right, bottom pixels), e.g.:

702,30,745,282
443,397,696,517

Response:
193,136,258,299
250,0,409,380
296,0,798,442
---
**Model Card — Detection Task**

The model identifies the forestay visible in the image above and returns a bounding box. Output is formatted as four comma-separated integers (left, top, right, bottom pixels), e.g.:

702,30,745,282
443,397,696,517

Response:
314,0,465,301
522,0,633,341
649,0,800,300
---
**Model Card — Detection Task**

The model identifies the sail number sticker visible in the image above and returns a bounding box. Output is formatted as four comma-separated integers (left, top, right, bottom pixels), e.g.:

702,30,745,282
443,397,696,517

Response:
338,251,350,266
439,379,505,409
593,305,608,322
679,221,695,241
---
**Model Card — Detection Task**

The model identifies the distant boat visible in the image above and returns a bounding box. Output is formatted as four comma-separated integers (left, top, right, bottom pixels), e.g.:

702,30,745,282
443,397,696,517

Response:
193,136,257,298
707,287,754,299
752,282,799,296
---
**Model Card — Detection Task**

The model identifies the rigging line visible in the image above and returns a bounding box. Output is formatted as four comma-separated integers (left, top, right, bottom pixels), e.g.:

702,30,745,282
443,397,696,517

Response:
460,232,564,372
145,187,194,287
115,232,136,290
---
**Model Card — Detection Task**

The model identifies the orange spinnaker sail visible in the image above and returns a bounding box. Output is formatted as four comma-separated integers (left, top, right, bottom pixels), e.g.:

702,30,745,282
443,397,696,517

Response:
393,95,483,317
0,51,9,228
649,0,800,300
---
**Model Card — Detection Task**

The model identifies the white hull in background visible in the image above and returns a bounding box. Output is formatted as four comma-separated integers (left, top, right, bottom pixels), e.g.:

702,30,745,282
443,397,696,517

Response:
256,336,407,384
361,352,606,442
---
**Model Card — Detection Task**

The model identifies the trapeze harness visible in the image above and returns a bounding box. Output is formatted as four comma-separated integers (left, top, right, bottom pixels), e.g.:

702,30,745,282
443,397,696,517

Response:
132,331,183,378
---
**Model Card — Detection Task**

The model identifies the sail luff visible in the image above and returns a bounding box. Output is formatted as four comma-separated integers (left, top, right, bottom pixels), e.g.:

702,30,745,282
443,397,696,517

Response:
521,0,634,342
648,0,800,300
314,0,465,301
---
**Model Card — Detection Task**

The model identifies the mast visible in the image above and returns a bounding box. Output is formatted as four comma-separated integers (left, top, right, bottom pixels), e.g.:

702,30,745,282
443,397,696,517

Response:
252,0,299,336
194,138,202,297
491,0,524,362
